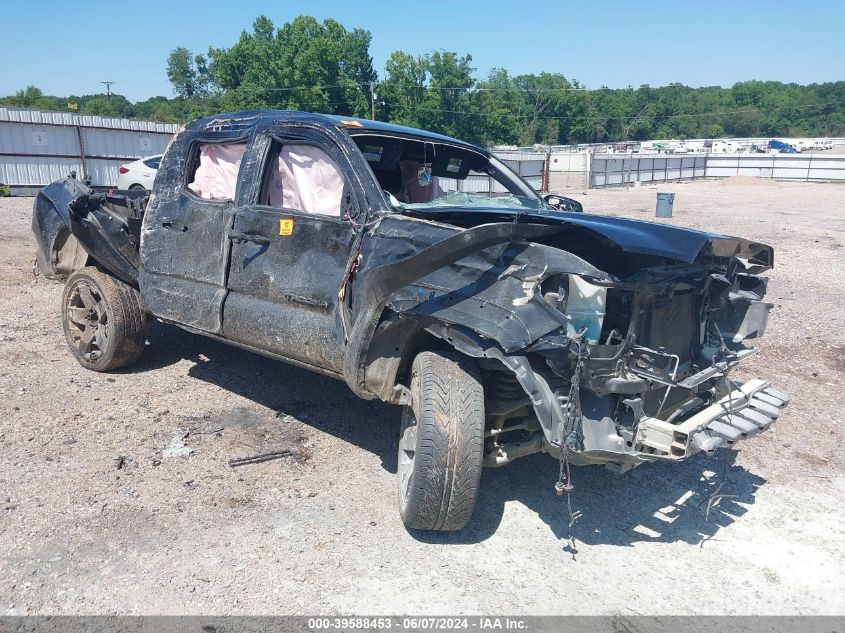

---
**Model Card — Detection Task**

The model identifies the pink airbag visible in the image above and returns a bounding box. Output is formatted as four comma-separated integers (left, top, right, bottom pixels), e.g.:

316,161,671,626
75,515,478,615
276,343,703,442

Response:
267,145,344,216
187,142,247,200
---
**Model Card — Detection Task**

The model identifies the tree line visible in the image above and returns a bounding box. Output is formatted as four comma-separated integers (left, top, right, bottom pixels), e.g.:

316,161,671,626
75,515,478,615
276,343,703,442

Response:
3,15,844,146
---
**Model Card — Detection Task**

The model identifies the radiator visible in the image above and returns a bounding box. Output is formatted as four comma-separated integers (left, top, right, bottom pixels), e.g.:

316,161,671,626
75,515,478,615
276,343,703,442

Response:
648,293,696,365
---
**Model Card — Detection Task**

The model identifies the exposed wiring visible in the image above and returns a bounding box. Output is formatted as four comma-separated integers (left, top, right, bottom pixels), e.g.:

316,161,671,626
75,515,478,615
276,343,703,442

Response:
556,327,588,533
344,205,382,229
698,319,741,520
699,447,738,521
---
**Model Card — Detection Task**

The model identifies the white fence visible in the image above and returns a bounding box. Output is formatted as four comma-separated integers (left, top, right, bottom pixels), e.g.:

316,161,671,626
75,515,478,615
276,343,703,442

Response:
580,152,845,189
519,137,845,155
450,150,845,194
4,105,844,195
590,154,706,187
548,153,589,190
0,106,178,194
705,153,845,181
1,107,547,196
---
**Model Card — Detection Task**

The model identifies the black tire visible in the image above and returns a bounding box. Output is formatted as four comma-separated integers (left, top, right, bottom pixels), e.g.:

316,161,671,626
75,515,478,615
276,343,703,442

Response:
128,184,146,192
62,267,145,371
398,351,485,531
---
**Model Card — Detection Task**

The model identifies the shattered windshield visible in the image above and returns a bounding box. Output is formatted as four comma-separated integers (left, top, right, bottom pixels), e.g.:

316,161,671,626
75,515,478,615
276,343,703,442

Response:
350,133,549,213
392,191,546,211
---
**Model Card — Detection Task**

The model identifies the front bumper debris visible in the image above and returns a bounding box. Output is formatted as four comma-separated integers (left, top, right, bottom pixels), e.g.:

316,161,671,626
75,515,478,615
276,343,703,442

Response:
635,379,790,458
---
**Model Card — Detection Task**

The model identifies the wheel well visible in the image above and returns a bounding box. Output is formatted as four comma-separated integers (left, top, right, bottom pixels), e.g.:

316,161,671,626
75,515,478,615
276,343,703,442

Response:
363,318,451,402
395,329,450,386
52,228,95,278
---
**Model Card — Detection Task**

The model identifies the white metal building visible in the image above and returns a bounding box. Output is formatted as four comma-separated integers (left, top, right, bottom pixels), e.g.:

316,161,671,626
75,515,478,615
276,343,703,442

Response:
0,106,179,194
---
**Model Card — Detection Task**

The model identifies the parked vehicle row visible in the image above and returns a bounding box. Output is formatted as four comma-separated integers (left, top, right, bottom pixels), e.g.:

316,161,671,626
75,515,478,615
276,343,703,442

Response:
599,138,838,155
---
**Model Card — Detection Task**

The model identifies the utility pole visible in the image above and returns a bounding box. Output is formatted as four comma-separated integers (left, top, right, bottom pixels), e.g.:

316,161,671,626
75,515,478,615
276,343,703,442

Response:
370,81,376,120
101,81,115,100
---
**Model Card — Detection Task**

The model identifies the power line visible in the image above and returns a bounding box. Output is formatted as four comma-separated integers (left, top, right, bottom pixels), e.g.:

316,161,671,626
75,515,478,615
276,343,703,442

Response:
91,78,834,135
404,102,831,125
205,81,686,94
176,84,832,130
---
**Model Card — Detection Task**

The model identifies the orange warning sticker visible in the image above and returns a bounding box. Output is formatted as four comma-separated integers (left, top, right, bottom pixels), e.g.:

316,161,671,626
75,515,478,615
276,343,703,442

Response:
279,218,294,236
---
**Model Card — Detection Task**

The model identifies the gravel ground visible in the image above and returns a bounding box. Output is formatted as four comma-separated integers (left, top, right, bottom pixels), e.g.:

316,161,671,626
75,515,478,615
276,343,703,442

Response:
1,178,844,616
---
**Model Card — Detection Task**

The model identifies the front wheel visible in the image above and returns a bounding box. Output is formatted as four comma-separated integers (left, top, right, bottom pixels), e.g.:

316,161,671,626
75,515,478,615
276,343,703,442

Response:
398,351,485,531
62,267,146,371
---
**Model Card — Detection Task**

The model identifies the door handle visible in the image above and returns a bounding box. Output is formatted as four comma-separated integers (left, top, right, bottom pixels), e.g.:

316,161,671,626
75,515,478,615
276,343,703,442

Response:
228,231,271,245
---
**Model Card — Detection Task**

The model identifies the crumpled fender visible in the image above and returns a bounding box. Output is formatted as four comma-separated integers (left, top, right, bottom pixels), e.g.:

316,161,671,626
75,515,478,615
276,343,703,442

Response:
387,241,611,351
342,220,611,398
32,178,140,285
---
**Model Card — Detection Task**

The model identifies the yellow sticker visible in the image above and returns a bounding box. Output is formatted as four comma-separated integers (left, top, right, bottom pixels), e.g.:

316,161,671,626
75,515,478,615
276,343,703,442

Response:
279,218,294,236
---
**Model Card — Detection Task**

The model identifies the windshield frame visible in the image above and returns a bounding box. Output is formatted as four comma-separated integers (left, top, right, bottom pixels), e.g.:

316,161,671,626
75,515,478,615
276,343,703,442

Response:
346,130,549,213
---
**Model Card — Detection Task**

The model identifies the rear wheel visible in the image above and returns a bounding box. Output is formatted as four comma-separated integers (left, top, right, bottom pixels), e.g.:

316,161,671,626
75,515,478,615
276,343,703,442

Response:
397,351,485,531
128,184,146,192
62,267,145,371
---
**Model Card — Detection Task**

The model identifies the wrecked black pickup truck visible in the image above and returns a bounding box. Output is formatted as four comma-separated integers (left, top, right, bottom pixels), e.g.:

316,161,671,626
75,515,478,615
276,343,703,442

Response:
33,110,789,531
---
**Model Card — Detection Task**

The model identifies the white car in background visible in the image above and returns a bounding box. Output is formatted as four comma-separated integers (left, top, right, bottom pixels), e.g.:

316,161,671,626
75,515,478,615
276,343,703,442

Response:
116,155,162,191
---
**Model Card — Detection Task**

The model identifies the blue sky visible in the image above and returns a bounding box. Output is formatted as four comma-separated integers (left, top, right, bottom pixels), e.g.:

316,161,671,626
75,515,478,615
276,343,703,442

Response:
2,0,843,101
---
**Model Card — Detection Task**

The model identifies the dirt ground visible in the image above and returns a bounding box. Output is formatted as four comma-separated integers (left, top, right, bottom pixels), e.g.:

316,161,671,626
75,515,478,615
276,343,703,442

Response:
1,178,844,616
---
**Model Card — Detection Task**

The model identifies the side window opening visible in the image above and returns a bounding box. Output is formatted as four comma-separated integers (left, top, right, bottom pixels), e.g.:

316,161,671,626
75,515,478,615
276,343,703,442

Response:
260,141,345,217
353,134,519,204
187,142,247,201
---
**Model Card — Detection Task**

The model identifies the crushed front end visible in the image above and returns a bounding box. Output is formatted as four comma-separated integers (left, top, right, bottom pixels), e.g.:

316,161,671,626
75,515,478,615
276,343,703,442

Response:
481,261,792,472
364,215,791,474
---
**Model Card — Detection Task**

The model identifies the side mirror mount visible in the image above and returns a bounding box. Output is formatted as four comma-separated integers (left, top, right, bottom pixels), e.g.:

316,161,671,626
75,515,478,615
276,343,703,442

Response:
544,194,583,213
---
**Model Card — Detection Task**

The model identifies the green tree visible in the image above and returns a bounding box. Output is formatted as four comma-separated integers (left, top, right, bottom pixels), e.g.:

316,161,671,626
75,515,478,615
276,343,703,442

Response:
166,47,211,99
4,23,845,141
508,73,575,145
207,15,375,117
707,123,725,138
79,94,133,118
380,51,428,127
17,85,44,106
418,50,475,138
471,68,520,145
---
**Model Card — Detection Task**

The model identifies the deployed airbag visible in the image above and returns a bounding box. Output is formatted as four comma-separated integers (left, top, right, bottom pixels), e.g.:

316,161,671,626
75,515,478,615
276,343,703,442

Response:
188,142,247,200
267,145,344,217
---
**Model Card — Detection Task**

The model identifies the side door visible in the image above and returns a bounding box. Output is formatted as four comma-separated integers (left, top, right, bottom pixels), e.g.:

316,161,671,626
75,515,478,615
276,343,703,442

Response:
222,128,361,374
139,134,250,333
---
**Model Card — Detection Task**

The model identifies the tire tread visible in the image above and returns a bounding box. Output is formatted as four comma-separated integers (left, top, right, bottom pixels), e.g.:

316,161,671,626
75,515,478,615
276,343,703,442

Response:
400,351,484,531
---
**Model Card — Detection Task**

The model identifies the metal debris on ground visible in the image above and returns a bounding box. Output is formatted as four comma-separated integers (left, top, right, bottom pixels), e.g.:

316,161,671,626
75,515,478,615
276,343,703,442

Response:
228,449,297,468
